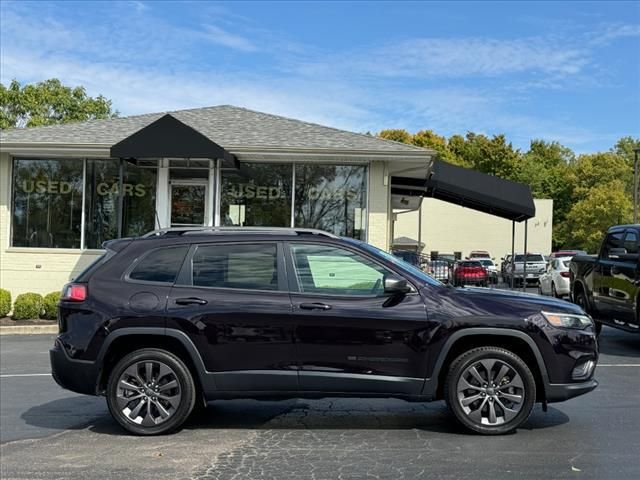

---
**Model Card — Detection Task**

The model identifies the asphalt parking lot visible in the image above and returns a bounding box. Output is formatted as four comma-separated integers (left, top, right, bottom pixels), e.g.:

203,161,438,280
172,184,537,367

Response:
1,328,639,480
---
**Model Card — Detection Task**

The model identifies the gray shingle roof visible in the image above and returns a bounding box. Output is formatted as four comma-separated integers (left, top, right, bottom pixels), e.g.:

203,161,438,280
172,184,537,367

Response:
0,105,427,153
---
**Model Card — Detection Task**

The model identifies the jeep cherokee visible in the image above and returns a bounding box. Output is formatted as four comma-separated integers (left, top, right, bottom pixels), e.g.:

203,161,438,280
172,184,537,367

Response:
50,227,598,435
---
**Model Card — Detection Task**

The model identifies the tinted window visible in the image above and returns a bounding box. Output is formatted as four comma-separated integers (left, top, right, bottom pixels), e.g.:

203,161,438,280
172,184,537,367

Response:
602,231,624,259
291,244,388,296
192,243,278,291
514,254,544,262
624,231,638,254
129,246,188,283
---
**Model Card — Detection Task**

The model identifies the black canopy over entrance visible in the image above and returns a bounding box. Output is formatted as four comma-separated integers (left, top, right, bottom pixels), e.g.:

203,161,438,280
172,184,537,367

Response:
110,114,238,168
391,159,535,222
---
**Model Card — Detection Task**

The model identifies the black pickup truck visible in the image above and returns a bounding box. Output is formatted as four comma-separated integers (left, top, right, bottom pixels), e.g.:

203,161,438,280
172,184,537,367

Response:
570,224,640,335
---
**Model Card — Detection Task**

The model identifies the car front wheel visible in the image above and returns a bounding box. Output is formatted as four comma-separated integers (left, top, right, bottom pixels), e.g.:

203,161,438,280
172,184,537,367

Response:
445,346,536,435
106,348,196,435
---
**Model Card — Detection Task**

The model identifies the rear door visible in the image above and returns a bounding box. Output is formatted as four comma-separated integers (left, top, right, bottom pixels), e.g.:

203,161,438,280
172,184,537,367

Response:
166,241,297,391
286,241,429,395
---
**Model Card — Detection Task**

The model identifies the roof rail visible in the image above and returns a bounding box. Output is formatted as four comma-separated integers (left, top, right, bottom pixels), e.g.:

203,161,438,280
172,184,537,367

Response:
141,226,339,239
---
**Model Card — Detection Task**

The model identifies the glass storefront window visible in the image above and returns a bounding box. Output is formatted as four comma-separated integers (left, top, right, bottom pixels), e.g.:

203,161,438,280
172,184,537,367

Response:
84,159,119,248
84,160,157,249
122,162,157,238
11,158,83,248
295,165,367,239
220,163,292,227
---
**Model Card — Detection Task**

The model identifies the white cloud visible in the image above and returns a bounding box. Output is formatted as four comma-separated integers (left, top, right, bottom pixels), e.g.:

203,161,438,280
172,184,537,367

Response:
200,24,258,52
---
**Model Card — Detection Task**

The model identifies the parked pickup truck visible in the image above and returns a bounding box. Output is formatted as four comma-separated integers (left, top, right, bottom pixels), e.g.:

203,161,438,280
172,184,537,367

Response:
570,224,640,335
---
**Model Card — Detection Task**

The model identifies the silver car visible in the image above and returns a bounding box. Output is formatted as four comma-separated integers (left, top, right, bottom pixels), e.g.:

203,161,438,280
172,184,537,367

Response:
506,253,547,286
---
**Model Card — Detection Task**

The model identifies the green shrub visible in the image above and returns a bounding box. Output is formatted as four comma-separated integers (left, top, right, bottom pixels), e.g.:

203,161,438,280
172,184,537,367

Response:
0,289,11,317
42,291,61,320
12,293,44,320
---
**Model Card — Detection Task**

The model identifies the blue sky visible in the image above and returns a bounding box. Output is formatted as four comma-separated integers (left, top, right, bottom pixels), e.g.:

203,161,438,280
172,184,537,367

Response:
1,0,638,152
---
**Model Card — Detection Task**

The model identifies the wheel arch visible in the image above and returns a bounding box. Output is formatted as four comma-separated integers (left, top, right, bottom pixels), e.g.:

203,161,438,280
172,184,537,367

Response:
424,328,550,403
95,328,211,397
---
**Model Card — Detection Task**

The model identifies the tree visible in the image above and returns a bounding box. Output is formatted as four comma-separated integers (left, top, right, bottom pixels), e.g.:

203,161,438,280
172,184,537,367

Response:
0,79,117,129
377,129,412,144
560,180,632,252
447,132,521,178
411,130,468,166
569,152,632,198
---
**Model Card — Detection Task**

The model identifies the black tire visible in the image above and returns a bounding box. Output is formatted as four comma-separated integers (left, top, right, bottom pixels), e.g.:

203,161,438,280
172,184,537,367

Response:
574,289,601,336
107,348,196,435
445,346,536,435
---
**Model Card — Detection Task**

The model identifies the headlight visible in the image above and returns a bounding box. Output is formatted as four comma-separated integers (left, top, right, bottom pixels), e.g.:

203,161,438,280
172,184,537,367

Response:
542,311,593,330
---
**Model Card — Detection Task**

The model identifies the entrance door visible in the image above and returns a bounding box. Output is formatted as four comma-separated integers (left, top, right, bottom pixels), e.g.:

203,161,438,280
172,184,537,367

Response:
170,181,208,227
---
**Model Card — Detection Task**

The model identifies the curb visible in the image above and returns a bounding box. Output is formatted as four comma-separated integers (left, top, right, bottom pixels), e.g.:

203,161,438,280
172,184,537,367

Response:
0,325,58,335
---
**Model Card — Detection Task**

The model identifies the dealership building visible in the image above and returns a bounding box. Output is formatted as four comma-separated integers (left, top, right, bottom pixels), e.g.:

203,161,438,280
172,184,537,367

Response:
0,105,547,298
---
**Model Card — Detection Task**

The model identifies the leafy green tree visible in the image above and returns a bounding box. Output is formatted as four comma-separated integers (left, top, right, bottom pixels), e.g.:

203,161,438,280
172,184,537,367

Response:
560,180,633,252
447,132,521,178
0,79,116,129
569,152,632,197
378,129,412,144
411,130,468,166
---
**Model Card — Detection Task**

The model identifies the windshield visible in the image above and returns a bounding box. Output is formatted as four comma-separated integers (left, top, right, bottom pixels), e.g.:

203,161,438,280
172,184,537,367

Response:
479,260,494,266
353,241,445,287
514,254,544,262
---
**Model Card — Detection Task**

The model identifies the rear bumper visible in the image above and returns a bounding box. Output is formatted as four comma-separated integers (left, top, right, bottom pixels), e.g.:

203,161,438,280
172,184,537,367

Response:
50,339,99,396
545,379,598,403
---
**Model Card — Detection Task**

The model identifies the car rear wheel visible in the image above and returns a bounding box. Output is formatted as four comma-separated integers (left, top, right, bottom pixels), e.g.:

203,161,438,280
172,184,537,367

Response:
445,346,536,435
107,348,196,435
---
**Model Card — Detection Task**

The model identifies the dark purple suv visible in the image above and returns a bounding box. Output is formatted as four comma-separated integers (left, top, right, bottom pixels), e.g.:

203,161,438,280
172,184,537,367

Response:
51,227,598,436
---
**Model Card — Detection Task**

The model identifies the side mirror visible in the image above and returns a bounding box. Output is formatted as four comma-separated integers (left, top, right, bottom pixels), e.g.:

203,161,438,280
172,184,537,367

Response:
384,274,411,294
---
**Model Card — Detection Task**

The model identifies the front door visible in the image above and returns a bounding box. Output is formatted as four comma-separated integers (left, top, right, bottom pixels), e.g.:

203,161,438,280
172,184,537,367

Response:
166,241,297,391
170,181,208,227
286,242,429,395
598,230,639,325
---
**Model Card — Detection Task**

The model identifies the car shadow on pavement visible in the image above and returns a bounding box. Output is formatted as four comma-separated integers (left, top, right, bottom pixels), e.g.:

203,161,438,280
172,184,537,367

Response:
21,397,569,437
598,328,640,358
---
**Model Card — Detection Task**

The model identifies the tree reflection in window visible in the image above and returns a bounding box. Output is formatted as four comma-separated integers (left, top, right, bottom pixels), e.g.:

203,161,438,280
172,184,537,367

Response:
295,165,367,239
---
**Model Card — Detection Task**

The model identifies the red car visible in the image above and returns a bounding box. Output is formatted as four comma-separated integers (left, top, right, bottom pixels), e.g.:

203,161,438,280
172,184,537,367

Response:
452,260,488,287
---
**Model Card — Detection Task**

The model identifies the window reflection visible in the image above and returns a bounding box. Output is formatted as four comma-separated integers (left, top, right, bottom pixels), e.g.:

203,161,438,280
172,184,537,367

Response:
11,158,83,248
295,165,367,239
220,163,292,227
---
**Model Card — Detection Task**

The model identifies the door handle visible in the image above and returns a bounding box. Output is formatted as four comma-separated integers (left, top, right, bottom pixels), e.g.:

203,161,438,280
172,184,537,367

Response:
175,297,208,306
299,302,331,311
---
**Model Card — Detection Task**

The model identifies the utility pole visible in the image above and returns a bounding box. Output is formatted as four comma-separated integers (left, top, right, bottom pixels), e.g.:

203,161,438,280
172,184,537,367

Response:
634,148,640,224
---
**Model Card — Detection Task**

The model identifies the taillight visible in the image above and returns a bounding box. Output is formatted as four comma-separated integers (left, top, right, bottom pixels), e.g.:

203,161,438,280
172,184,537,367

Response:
61,283,87,302
560,271,571,278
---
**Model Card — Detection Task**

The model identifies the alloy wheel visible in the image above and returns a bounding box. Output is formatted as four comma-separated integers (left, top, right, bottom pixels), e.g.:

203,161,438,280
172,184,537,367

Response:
456,358,525,426
115,360,182,427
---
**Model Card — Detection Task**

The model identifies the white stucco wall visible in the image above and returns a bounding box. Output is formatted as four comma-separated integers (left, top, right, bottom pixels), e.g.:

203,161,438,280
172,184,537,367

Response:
393,198,553,259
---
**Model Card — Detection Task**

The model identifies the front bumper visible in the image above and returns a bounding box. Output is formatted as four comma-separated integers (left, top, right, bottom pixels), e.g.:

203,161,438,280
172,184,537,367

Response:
545,379,598,403
50,339,99,396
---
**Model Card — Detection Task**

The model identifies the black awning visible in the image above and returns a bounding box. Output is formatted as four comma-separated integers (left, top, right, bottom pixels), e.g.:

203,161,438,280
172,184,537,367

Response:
110,114,238,168
391,160,535,222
